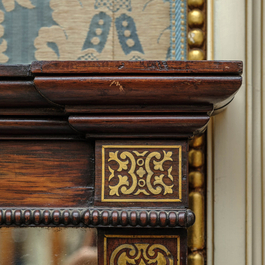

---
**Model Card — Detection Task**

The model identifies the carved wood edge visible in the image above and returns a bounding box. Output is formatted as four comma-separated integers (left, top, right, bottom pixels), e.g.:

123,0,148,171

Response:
0,61,242,115
0,208,195,228
0,116,209,138
0,60,242,138
30,60,243,74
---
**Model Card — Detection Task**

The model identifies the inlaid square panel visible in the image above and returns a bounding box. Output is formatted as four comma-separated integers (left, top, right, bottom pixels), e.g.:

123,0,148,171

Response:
95,140,188,207
98,229,187,265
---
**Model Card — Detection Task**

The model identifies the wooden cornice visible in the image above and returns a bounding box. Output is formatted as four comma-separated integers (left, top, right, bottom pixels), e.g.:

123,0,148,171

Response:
0,61,243,231
0,60,242,138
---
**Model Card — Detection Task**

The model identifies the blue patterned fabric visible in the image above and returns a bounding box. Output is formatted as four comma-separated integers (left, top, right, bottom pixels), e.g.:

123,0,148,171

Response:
0,0,187,63
115,13,144,55
95,0,131,12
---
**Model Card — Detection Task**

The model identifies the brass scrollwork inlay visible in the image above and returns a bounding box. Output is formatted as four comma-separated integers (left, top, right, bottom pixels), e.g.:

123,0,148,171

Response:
108,150,174,196
110,243,174,265
101,145,182,202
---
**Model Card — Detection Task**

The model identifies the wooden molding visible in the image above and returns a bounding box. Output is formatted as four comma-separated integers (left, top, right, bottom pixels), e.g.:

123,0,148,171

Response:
0,208,195,228
30,60,242,74
0,60,242,139
0,61,243,264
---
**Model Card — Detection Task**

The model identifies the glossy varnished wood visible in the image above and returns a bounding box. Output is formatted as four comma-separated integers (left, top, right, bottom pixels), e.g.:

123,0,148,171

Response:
0,118,75,135
64,104,214,114
0,208,195,228
0,141,94,207
0,61,243,114
34,76,242,107
0,108,65,116
69,115,209,138
0,81,50,107
31,60,243,74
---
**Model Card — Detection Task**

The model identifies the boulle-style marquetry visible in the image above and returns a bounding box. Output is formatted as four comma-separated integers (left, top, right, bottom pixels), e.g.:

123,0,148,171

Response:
98,229,187,265
0,60,242,264
95,140,188,207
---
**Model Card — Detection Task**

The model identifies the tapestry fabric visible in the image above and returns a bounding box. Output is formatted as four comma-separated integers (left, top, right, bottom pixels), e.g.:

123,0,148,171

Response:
0,0,186,63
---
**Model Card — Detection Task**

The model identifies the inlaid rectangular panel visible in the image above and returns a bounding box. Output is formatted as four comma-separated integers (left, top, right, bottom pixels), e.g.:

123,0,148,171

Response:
95,140,188,207
98,229,187,265
0,141,94,207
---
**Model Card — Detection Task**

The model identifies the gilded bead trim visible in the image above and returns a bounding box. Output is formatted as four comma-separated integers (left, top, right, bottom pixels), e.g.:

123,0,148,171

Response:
188,134,205,263
187,0,206,60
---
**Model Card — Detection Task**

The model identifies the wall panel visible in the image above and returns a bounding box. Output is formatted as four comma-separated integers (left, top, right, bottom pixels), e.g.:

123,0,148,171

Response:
208,0,265,264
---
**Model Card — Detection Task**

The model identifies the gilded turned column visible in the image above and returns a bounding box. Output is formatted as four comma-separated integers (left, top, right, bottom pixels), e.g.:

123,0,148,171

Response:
186,1,207,261
188,135,205,265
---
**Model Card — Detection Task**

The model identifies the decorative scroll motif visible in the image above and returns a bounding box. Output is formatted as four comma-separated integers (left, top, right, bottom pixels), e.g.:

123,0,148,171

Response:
103,235,181,265
108,150,173,196
110,243,173,265
102,145,182,202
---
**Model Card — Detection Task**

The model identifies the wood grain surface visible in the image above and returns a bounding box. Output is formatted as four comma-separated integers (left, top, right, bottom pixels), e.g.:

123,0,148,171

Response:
0,64,31,77
64,104,214,114
0,61,243,115
0,81,50,107
0,118,75,135
0,141,94,207
69,115,209,138
0,108,65,116
31,60,243,74
34,76,242,106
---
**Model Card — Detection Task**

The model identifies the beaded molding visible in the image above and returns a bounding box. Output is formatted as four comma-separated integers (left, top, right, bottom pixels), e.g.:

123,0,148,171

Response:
187,0,206,60
188,134,206,264
0,208,195,228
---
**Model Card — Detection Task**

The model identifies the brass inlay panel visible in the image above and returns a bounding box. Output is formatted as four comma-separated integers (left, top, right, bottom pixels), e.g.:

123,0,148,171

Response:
101,145,182,202
110,243,173,265
104,235,180,265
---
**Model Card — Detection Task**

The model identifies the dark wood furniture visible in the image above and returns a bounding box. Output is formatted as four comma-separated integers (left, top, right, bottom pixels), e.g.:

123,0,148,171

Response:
0,61,242,264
